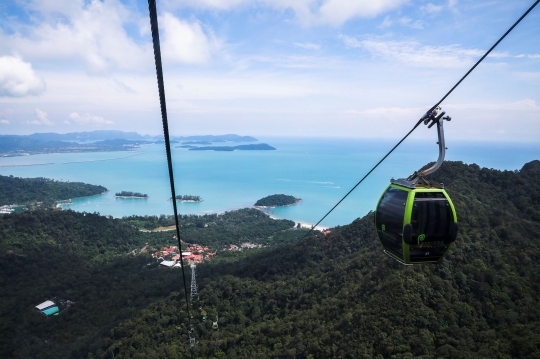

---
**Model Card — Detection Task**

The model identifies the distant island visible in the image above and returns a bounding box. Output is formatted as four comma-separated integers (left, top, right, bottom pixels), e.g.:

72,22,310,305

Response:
0,136,149,156
188,144,276,152
0,131,260,156
115,191,148,198
173,134,258,142
174,195,202,202
181,141,213,145
255,194,300,207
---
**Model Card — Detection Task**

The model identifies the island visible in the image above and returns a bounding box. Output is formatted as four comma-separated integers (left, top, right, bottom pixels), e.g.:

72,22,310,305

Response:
0,136,150,156
254,194,300,207
0,131,260,156
188,144,276,151
0,175,107,208
174,195,202,202
115,191,148,198
173,134,257,142
181,141,213,145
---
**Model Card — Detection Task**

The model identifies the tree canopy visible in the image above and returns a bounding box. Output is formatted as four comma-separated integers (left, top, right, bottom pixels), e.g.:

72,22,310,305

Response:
115,191,148,198
1,160,540,358
0,175,106,206
255,194,299,207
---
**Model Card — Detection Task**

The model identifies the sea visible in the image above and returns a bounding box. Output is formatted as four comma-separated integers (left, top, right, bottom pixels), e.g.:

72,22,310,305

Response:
1,137,538,228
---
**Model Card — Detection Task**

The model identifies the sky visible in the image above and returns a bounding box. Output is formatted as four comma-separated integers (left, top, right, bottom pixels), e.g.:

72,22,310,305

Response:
0,0,539,141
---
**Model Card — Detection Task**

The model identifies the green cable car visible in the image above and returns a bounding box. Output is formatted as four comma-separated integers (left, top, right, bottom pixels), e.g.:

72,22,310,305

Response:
375,107,458,264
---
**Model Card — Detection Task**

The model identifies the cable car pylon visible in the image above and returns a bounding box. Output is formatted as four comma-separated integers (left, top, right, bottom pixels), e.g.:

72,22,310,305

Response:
190,264,197,302
189,330,196,349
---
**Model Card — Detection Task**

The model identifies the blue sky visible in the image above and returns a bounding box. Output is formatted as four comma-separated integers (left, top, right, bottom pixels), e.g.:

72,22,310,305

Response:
0,0,538,141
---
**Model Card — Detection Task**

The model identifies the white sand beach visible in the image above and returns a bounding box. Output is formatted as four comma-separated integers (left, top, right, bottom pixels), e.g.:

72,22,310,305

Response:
267,214,328,231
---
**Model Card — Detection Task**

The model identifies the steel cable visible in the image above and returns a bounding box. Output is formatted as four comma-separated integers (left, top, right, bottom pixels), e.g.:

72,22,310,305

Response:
259,0,539,279
147,0,191,329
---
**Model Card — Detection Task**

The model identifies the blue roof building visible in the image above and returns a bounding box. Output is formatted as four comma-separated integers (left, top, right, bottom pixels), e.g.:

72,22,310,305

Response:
35,300,60,316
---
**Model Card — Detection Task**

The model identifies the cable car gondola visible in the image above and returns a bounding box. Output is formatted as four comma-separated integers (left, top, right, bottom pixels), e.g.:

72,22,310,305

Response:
375,107,458,264
212,315,219,330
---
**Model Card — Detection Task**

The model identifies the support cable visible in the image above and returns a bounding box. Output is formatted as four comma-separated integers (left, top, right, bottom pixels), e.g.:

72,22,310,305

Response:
259,0,539,280
147,0,191,327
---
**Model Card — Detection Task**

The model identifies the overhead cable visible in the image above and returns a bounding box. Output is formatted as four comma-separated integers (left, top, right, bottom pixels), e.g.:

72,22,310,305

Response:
147,0,191,327
259,0,540,279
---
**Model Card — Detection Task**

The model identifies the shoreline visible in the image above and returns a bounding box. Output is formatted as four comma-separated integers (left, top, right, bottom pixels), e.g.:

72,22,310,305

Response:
115,196,148,199
266,213,328,231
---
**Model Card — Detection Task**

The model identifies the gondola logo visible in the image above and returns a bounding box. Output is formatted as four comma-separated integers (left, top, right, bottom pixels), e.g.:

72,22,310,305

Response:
418,234,426,244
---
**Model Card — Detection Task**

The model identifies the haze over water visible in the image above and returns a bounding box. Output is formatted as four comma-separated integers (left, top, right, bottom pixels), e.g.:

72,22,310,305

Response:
1,137,538,228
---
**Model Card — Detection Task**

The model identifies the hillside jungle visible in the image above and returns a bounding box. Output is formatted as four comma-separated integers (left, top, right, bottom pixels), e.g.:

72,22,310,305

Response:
0,175,106,208
0,160,539,358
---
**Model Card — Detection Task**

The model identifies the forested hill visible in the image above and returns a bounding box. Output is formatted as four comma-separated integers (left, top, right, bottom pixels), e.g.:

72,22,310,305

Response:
0,175,107,206
100,160,540,358
0,160,539,358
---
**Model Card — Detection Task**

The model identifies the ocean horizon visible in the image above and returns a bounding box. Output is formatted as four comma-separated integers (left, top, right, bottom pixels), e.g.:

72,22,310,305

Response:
1,136,539,228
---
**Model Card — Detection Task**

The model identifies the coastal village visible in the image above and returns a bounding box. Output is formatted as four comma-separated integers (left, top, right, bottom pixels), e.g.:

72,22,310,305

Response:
153,244,217,268
152,241,270,268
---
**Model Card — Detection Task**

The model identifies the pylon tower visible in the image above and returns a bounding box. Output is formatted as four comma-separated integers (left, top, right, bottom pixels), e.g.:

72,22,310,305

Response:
190,264,197,302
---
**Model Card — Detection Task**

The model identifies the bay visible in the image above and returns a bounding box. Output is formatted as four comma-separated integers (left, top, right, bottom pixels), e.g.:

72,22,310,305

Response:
0,137,538,228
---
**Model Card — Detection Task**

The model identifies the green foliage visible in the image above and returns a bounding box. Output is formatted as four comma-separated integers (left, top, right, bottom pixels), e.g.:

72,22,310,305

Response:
125,209,296,247
0,175,106,206
255,194,299,207
1,160,540,358
115,191,148,198
175,195,202,201
97,160,540,358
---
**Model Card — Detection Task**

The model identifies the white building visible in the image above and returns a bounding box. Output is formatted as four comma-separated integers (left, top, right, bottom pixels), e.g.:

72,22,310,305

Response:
159,260,176,267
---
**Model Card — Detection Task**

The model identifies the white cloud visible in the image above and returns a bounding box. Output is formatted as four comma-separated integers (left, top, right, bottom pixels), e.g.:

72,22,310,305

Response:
113,78,136,94
293,42,321,50
0,119,10,124
513,72,540,81
380,16,393,28
339,36,510,68
160,13,217,64
31,108,54,125
487,51,509,58
446,99,538,111
359,106,425,117
528,54,540,59
168,0,409,26
69,112,113,125
164,0,247,11
316,0,409,26
0,56,46,97
398,17,424,29
379,16,423,29
421,3,444,14
0,0,151,74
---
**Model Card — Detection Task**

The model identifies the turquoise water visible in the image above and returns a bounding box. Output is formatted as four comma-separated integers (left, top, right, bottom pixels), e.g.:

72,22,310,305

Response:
1,137,538,228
